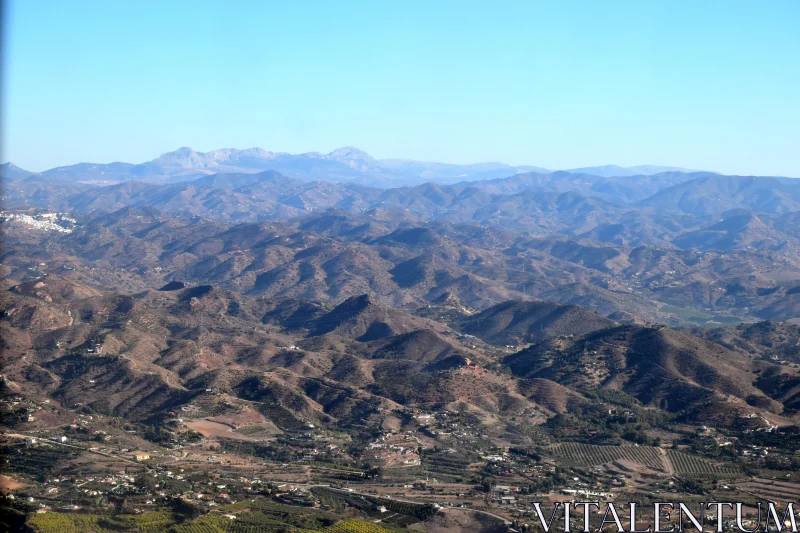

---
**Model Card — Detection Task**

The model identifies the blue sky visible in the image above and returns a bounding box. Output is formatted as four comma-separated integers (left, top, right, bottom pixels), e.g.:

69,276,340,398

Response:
3,1,799,175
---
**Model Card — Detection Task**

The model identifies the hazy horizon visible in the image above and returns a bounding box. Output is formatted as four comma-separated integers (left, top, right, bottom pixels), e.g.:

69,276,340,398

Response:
4,1,799,176
3,144,714,177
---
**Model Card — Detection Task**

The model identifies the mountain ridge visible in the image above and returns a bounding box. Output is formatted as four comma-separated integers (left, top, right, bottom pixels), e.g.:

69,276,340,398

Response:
3,146,723,187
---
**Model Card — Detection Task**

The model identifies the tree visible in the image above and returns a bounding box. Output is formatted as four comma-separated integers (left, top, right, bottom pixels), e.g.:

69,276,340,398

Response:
366,466,383,479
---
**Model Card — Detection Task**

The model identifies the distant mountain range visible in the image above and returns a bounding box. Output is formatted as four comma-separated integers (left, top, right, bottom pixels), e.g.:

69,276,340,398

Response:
1,147,707,187
566,164,707,177
5,145,800,326
0,162,36,181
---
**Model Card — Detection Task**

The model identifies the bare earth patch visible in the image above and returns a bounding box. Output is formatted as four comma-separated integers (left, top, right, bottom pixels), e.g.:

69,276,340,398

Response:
410,508,508,533
0,474,26,494
185,419,258,441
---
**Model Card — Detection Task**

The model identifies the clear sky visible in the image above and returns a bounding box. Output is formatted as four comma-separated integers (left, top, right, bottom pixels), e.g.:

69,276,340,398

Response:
3,1,799,176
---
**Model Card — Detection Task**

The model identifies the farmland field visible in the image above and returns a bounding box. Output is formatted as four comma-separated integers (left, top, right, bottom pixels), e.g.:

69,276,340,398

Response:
28,504,388,533
30,511,178,533
666,450,742,478
547,443,665,470
185,419,258,441
734,478,800,502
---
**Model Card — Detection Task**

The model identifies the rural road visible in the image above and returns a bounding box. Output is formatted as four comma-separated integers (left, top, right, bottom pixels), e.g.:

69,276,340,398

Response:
4,432,147,467
658,447,675,476
315,485,513,526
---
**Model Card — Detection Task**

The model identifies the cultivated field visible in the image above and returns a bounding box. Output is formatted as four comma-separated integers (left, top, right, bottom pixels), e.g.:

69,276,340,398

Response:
547,443,665,470
736,478,800,502
185,419,259,441
666,449,742,478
